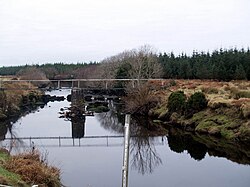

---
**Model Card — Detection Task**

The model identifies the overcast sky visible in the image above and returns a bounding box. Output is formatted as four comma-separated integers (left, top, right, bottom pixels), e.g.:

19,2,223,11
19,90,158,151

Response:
0,0,250,66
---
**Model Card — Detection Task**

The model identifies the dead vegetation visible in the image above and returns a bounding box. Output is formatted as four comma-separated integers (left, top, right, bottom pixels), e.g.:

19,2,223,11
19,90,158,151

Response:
3,149,61,187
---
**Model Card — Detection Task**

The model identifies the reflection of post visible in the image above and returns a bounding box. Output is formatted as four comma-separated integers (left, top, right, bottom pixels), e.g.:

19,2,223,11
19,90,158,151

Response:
122,114,131,187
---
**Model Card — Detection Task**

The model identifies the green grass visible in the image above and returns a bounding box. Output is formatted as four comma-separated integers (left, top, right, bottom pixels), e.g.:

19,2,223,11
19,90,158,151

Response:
194,114,240,140
0,167,28,186
0,152,28,186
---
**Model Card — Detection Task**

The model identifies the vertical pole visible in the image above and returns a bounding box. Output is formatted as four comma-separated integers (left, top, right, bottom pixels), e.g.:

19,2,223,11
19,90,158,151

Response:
59,136,61,147
105,82,108,90
78,81,80,88
71,81,74,88
73,138,75,146
122,114,131,187
57,81,60,89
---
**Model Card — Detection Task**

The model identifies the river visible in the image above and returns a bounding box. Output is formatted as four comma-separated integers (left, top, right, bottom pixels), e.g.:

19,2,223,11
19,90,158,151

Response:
1,89,250,187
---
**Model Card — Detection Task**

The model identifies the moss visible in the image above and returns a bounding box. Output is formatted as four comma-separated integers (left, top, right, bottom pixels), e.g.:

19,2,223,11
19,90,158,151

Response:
191,111,207,122
194,114,242,140
220,129,236,139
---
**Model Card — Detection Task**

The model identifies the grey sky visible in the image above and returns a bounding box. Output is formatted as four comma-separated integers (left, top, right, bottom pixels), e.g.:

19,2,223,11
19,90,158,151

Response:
0,0,249,66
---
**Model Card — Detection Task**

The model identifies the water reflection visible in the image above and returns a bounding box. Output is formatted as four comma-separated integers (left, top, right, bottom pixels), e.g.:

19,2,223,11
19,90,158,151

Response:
0,119,25,152
96,110,163,174
96,101,125,134
71,116,86,138
167,128,250,165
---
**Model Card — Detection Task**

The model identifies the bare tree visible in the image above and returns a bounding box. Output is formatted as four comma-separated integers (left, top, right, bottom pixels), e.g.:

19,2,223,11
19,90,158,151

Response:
129,45,163,81
17,67,47,80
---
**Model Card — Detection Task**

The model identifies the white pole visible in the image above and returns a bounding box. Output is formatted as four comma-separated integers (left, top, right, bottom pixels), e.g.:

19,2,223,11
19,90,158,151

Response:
122,114,131,187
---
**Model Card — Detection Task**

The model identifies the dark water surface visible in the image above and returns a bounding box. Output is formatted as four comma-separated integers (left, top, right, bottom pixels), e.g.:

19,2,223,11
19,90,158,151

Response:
1,90,250,187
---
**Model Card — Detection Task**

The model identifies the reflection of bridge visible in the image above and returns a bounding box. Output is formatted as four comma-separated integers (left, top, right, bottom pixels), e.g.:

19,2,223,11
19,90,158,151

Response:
3,135,166,148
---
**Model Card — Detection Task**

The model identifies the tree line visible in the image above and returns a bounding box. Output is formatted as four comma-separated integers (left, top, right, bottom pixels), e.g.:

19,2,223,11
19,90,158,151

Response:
0,47,249,81
159,48,250,80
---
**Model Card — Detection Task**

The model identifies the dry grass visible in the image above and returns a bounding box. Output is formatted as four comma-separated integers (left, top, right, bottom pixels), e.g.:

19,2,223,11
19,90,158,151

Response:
148,79,250,110
2,82,41,108
3,150,61,187
125,83,160,115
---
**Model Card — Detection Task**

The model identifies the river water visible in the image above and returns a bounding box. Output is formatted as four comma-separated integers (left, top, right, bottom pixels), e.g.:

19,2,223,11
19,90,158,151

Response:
1,90,250,187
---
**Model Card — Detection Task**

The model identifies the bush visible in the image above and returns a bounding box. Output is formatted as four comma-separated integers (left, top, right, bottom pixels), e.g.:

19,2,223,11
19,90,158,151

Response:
186,92,208,112
167,91,186,113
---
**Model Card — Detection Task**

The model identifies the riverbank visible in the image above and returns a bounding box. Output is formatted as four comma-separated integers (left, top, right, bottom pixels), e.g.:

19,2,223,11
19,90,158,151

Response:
0,79,63,186
0,79,42,120
127,79,250,142
0,148,61,186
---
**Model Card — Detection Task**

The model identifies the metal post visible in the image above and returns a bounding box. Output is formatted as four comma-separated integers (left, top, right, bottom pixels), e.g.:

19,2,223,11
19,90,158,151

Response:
132,80,135,88
122,114,131,187
105,82,108,90
59,136,61,147
78,81,80,88
57,81,60,89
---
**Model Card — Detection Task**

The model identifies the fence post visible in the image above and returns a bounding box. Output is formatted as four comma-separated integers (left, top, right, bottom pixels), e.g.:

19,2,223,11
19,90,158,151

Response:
122,114,131,187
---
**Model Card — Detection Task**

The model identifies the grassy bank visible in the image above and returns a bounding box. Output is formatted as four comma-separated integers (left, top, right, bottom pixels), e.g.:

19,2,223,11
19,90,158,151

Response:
130,79,250,142
0,77,43,120
0,149,61,186
0,77,62,186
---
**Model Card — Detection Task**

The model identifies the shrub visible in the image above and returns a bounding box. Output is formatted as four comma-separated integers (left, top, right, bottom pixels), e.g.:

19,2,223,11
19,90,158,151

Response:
167,91,186,113
186,92,208,112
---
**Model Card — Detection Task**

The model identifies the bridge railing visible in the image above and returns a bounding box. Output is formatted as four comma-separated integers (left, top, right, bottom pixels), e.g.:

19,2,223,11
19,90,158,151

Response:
0,78,168,90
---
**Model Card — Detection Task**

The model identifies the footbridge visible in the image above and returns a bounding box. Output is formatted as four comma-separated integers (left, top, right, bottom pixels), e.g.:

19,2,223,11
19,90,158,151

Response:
0,78,167,90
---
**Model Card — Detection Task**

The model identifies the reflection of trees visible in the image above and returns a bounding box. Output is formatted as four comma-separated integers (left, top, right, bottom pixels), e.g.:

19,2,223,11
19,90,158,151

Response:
0,120,25,153
130,135,162,175
167,134,207,161
96,101,125,134
130,117,162,175
96,107,163,175
166,128,250,164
